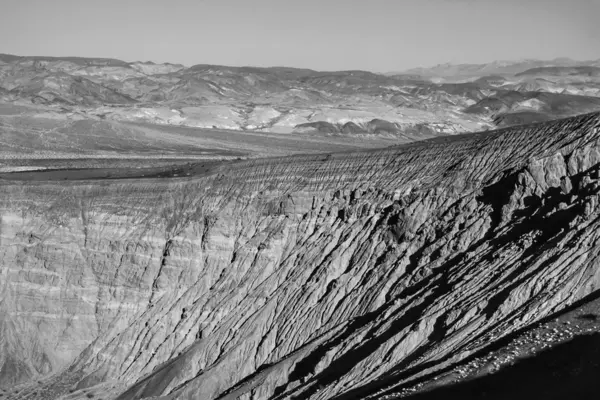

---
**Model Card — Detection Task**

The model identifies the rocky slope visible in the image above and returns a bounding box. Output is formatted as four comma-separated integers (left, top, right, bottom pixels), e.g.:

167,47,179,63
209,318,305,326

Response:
396,291,600,399
2,112,600,399
2,54,600,138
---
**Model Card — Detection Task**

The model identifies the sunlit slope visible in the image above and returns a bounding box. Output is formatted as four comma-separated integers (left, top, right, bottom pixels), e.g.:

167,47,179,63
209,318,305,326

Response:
1,113,600,399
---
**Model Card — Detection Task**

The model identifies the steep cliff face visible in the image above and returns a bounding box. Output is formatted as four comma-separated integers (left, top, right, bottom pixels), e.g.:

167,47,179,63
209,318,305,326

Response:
2,113,600,399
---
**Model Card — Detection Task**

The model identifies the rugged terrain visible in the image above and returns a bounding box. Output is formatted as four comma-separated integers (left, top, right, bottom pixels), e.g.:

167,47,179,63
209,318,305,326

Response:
2,112,600,399
2,54,600,141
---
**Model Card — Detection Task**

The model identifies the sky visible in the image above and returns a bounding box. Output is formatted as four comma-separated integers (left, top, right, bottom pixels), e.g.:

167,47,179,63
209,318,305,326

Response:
0,0,598,72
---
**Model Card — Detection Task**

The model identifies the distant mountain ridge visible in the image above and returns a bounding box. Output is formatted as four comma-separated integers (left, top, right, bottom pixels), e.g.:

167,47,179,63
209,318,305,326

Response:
396,58,600,78
1,53,600,138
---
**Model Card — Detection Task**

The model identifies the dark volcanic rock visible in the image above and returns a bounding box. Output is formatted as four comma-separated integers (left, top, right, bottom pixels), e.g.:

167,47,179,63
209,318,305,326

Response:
294,119,404,135
366,119,400,134
341,121,364,134
493,111,555,127
294,121,341,134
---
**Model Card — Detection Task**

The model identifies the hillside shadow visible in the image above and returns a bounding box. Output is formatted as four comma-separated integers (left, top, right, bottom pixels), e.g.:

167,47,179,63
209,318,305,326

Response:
403,333,600,400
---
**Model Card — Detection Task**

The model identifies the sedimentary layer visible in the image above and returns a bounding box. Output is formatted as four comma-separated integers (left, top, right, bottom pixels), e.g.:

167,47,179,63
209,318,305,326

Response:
2,112,600,399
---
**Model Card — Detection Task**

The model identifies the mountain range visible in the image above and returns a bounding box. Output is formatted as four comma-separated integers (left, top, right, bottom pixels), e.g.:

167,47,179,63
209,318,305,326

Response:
1,54,600,144
398,57,600,79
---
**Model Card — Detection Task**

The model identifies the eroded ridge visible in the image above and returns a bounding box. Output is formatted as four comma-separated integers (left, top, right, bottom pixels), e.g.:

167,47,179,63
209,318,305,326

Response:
1,112,600,399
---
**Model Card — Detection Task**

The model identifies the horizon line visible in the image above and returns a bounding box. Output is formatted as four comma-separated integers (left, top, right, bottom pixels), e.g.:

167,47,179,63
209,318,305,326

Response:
1,52,599,75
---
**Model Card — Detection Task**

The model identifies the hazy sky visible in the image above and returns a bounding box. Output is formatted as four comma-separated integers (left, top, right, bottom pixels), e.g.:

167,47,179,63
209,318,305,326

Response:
1,0,598,71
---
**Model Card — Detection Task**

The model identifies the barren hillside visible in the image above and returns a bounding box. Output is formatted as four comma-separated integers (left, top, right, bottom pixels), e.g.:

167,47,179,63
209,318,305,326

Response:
2,112,600,399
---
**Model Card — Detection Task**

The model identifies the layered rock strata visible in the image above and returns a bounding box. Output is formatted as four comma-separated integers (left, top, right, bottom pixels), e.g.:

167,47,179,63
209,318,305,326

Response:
2,113,600,399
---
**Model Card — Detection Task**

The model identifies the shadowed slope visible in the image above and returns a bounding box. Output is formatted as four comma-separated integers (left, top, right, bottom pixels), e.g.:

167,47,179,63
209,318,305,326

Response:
403,334,600,400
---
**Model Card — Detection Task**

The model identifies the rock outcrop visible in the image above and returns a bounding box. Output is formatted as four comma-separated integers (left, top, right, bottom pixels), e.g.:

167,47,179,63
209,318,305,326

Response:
2,112,600,399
